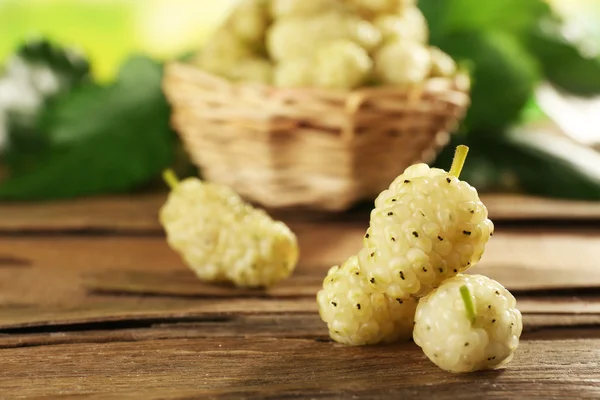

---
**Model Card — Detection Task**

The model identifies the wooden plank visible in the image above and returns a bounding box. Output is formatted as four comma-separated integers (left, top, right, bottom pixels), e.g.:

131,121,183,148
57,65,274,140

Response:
1,313,599,350
83,227,600,295
0,289,598,331
0,228,599,329
1,193,600,234
2,227,600,305
0,337,598,399
0,297,317,329
0,194,165,233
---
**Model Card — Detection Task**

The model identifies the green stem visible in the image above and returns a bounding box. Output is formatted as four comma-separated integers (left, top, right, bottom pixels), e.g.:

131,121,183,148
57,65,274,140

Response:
460,285,476,325
449,145,469,178
162,169,180,190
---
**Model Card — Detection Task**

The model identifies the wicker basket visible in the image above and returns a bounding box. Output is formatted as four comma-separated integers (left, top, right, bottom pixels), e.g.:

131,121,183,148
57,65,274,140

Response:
163,62,470,211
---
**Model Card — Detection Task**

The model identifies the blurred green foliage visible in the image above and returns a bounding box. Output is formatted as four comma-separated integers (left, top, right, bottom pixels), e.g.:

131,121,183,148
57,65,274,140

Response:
1,0,600,202
438,31,540,133
420,0,600,200
0,40,174,200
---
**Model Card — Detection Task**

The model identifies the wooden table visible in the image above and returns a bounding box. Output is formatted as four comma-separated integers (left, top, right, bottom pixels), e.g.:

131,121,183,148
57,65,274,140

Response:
1,194,599,399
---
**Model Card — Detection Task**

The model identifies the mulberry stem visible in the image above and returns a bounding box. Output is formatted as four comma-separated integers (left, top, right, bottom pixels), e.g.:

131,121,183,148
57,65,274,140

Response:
449,145,469,178
163,169,180,190
460,285,476,325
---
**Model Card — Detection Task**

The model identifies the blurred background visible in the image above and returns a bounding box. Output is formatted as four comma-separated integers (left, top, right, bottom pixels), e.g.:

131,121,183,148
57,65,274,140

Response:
1,0,600,208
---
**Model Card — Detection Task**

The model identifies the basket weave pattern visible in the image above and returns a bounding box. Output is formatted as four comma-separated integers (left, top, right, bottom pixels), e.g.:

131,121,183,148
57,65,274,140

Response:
163,62,470,211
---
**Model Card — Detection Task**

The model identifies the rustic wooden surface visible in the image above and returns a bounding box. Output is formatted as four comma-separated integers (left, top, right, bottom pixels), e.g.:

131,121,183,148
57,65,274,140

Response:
0,194,599,399
2,192,600,234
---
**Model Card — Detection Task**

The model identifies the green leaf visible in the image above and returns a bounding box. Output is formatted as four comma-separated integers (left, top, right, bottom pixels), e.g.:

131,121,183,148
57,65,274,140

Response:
0,55,175,201
436,31,541,132
419,0,551,43
1,37,91,167
417,0,452,44
526,20,600,96
14,37,90,87
445,0,550,36
434,130,600,200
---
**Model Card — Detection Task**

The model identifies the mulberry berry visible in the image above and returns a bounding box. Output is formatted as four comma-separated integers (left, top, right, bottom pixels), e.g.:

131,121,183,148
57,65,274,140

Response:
360,146,494,299
413,274,523,373
159,170,299,288
317,255,417,345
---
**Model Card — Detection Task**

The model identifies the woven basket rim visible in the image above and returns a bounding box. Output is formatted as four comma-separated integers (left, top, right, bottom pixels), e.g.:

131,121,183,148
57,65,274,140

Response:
164,61,471,100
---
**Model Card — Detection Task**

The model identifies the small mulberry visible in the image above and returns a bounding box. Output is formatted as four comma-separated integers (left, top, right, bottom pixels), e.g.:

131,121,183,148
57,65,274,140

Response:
317,255,417,346
159,170,299,288
413,274,523,373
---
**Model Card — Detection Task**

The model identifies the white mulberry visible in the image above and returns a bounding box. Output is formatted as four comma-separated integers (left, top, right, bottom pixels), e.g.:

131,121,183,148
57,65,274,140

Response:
313,40,373,90
274,57,314,88
373,8,429,44
266,17,315,61
350,19,383,53
317,255,417,345
360,146,494,299
159,171,299,288
226,0,270,45
374,39,432,85
267,11,373,62
270,0,341,19
413,274,523,373
350,0,400,17
193,29,252,77
228,57,274,84
429,47,457,78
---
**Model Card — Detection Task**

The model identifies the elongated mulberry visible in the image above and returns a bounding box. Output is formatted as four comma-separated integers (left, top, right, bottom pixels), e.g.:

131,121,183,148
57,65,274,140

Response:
159,171,299,288
360,146,494,299
317,255,417,346
413,274,523,373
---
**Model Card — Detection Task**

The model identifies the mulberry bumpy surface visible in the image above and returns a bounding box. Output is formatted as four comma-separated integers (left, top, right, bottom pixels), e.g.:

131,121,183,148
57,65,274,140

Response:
413,274,523,373
159,171,299,288
374,39,432,85
360,146,494,299
317,255,417,346
313,39,372,89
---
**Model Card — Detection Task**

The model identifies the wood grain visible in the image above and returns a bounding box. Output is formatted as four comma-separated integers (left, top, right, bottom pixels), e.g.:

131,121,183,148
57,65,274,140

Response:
0,194,165,233
1,313,600,350
1,193,600,234
2,227,600,305
0,226,599,330
0,194,600,398
0,337,598,399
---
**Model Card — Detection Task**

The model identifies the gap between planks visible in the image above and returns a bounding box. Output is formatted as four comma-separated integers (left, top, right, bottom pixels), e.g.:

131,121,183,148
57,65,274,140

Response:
0,336,598,399
1,313,600,350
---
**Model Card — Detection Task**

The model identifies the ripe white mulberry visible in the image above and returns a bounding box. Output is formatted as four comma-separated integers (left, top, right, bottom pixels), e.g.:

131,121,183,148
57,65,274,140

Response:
193,29,252,77
270,0,341,19
373,8,429,44
413,274,523,373
360,146,495,299
159,171,299,288
273,56,314,88
317,255,417,346
374,39,432,85
267,11,378,62
228,57,274,84
349,0,401,18
313,39,373,90
226,0,270,45
429,46,457,78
